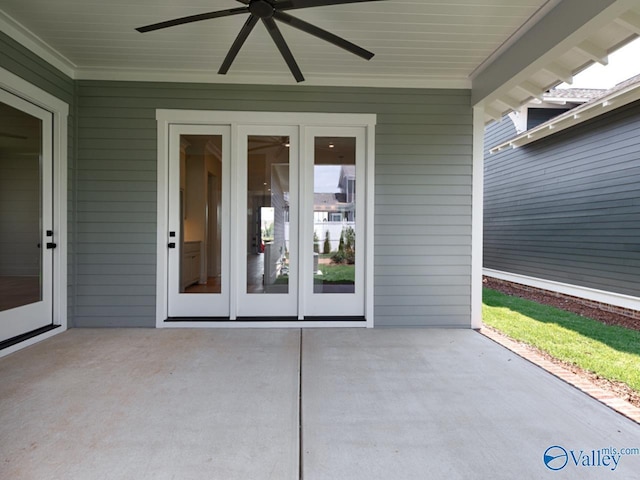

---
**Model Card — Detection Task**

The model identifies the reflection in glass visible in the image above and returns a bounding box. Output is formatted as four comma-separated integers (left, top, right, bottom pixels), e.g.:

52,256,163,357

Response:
179,135,223,294
0,101,43,312
313,137,356,294
246,135,290,294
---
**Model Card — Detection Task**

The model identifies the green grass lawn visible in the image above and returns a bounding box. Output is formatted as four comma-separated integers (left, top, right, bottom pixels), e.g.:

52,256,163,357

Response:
276,263,355,285
483,288,640,393
315,264,354,284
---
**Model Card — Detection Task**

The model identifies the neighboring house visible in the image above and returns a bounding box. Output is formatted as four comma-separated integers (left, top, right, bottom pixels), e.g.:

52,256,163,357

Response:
1,0,639,354
484,76,640,312
314,166,356,223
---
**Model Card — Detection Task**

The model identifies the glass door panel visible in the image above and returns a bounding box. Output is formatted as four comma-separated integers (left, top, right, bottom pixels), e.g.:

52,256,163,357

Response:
312,137,356,295
237,127,298,317
168,125,230,317
0,90,53,342
304,128,365,318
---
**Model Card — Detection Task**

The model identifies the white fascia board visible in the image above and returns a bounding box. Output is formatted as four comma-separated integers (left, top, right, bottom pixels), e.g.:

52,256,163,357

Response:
489,81,640,153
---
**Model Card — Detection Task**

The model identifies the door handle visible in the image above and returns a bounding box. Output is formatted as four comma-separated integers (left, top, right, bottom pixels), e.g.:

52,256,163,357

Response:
44,230,55,248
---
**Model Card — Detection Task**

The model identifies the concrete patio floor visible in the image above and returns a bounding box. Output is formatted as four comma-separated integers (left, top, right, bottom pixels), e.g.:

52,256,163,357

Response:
1,328,639,479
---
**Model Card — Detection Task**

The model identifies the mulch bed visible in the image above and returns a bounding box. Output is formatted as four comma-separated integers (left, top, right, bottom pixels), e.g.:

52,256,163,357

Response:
483,276,640,409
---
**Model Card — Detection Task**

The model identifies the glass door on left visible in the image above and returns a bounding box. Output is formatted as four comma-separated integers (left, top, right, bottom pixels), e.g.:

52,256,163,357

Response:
0,90,53,342
167,124,230,318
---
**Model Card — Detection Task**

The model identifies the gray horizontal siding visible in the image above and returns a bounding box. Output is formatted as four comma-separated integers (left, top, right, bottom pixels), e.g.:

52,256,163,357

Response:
484,101,640,297
0,32,76,323
77,81,472,327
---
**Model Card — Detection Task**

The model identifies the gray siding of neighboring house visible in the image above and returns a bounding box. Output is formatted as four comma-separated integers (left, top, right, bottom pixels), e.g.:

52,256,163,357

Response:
76,82,473,327
0,32,76,321
484,100,640,298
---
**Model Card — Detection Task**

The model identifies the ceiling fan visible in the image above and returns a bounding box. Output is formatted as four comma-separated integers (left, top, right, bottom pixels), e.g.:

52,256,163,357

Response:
136,0,380,82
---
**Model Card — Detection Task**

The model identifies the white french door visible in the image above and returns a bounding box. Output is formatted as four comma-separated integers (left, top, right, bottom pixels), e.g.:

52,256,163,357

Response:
159,111,374,324
236,125,299,318
0,89,54,342
167,124,231,317
302,127,366,318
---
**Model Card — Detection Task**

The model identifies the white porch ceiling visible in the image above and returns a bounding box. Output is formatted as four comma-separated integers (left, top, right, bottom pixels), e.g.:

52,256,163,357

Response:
0,0,552,87
1,0,639,123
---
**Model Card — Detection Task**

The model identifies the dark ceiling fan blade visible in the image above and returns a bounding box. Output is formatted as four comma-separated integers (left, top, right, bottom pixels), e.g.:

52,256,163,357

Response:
219,15,260,75
136,7,248,33
262,17,304,82
276,0,385,11
273,11,373,60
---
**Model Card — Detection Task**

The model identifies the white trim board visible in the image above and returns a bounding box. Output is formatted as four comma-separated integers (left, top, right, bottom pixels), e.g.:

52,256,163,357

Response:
484,268,640,312
489,81,640,153
0,65,69,355
0,10,76,78
155,110,376,329
471,106,485,329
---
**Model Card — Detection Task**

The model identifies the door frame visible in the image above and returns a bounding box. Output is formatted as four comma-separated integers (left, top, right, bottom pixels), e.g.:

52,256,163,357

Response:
0,66,68,357
156,110,376,328
166,124,231,317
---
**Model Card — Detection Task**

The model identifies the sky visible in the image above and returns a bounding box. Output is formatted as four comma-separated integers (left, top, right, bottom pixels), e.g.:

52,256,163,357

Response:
557,37,640,89
314,165,342,193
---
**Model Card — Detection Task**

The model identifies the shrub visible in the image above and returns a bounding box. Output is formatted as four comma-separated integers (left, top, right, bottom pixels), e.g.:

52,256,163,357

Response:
313,231,320,254
332,227,355,264
330,249,345,264
343,227,355,264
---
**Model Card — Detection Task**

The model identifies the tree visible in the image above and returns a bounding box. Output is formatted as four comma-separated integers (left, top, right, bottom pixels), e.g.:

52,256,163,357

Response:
338,230,345,252
323,230,331,254
313,231,320,254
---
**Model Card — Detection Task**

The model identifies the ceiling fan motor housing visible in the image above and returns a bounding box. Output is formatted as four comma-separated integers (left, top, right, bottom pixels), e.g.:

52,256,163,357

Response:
249,0,275,19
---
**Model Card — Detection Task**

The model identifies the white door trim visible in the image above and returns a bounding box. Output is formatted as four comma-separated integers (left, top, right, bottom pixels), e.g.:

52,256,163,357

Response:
155,110,376,328
0,66,68,357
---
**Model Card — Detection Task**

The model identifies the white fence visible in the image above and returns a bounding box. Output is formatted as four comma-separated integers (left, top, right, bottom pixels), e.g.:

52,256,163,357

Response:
284,221,355,252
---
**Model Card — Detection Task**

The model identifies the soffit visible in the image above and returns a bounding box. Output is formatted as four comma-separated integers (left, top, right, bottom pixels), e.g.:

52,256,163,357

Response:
478,2,640,123
0,0,551,87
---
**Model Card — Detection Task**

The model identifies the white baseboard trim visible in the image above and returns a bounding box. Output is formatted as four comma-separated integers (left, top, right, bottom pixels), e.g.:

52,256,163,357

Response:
483,269,640,312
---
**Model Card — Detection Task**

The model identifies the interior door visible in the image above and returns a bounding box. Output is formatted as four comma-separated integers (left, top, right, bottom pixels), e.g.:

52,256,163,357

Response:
303,127,366,318
0,89,54,342
236,125,299,318
167,124,230,317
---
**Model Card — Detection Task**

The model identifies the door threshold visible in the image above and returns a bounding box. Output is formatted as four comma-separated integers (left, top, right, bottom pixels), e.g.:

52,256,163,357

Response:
166,316,365,323
0,324,61,351
162,317,368,328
